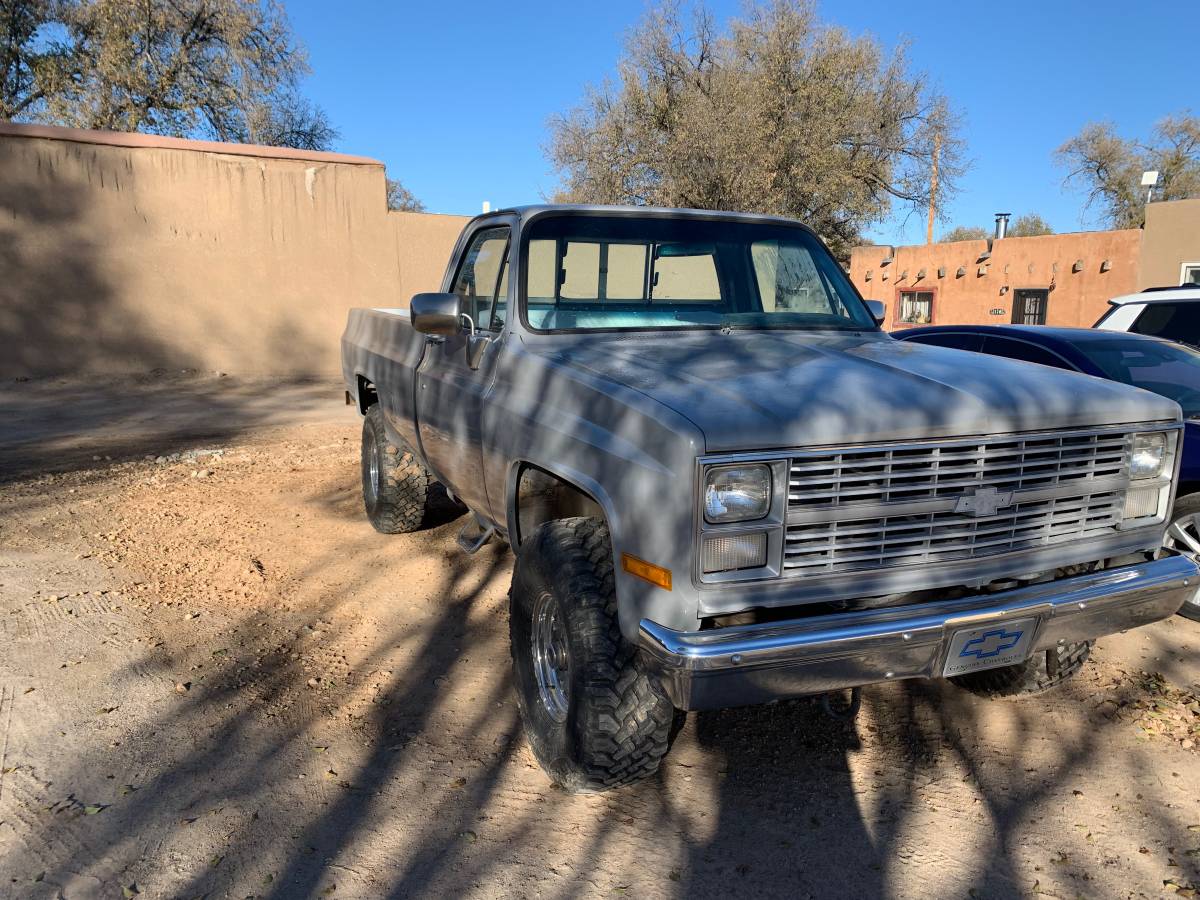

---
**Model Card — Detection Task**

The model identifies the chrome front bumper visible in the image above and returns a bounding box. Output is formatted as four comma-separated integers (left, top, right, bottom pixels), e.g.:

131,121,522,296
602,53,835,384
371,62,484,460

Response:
639,553,1198,710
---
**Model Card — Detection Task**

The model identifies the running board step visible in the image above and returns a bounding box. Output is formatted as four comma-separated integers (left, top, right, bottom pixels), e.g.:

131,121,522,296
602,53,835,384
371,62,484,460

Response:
456,516,495,554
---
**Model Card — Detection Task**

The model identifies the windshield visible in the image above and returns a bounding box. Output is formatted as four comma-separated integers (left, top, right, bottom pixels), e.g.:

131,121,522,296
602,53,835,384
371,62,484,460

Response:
521,215,876,333
1075,338,1200,418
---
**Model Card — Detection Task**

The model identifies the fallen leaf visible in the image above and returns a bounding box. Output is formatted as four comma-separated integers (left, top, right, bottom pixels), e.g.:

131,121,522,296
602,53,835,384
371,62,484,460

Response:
314,746,327,753
98,706,119,714
120,784,137,796
23,687,34,694
122,884,140,898
212,648,228,657
83,805,104,815
210,854,223,867
451,777,467,788
460,830,477,843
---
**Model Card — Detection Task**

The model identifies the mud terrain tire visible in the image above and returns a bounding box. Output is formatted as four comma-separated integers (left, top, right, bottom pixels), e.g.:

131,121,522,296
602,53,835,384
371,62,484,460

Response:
509,517,679,792
360,404,434,534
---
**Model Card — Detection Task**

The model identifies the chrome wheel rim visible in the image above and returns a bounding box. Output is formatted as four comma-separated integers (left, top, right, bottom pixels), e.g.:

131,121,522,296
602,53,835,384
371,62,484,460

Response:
363,428,380,505
531,591,571,723
1165,511,1200,608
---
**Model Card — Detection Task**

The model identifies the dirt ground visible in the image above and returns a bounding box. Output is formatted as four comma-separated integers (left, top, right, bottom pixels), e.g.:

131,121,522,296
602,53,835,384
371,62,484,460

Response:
2,374,1200,900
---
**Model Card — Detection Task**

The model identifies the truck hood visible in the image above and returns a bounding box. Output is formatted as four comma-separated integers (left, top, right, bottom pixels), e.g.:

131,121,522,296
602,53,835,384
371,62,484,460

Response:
547,330,1180,452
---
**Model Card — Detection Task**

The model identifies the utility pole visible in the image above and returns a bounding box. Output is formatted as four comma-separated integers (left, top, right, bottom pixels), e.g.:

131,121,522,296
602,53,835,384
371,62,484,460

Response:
926,132,941,245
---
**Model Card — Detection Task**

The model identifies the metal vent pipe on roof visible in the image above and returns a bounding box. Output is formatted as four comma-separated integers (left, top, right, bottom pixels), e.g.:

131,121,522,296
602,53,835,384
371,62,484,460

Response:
994,212,1011,239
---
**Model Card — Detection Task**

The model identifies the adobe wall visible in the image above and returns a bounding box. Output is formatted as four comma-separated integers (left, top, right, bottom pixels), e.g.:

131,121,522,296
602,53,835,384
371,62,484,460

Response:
848,229,1141,330
0,123,469,377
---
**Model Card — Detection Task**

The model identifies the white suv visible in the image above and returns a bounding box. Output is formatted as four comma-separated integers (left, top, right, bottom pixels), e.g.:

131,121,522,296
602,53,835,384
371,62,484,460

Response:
1096,285,1200,344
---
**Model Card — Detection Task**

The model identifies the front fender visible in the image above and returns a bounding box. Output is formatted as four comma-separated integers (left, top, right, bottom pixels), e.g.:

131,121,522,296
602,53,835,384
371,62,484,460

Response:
484,341,704,642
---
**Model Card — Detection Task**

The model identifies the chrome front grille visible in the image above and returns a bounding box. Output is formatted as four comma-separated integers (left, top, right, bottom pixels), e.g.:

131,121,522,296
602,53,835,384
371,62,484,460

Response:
783,429,1132,576
788,431,1130,508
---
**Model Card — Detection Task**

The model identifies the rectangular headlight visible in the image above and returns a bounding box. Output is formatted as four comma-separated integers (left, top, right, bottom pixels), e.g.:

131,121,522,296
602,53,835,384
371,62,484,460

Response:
1130,432,1167,480
704,464,771,523
702,532,768,573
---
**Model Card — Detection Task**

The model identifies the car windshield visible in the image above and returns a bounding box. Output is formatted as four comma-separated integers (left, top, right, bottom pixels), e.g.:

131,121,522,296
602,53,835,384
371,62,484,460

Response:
521,215,876,333
1075,338,1200,418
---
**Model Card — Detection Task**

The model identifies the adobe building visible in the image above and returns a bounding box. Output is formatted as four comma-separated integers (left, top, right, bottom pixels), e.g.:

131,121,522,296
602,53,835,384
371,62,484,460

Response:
849,199,1200,331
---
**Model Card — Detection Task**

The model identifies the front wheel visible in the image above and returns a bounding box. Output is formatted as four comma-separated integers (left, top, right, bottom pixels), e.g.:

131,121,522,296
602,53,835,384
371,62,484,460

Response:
509,517,679,792
1164,493,1200,622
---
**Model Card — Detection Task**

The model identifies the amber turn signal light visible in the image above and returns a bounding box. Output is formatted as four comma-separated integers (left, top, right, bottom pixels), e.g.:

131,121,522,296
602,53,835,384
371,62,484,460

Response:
621,553,672,591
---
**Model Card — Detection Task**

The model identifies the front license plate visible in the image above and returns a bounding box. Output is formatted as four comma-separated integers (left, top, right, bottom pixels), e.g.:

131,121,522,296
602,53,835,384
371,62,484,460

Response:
942,617,1038,677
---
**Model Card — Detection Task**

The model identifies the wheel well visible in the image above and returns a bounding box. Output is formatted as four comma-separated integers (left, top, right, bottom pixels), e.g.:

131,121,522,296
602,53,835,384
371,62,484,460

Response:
514,464,605,549
355,375,378,414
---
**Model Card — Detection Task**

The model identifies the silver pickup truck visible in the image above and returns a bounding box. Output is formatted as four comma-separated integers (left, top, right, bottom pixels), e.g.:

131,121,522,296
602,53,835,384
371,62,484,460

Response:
342,205,1197,792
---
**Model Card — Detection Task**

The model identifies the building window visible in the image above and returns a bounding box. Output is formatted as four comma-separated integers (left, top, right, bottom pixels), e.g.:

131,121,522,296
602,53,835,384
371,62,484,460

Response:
897,290,934,325
1183,262,1200,286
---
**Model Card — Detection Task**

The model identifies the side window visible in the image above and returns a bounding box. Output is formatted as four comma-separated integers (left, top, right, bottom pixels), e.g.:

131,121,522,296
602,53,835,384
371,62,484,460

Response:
1131,303,1200,344
981,337,1071,369
751,240,845,314
452,227,510,331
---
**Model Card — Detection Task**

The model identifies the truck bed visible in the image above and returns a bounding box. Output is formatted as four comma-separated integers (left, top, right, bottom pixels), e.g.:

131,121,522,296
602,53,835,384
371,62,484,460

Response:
341,307,426,451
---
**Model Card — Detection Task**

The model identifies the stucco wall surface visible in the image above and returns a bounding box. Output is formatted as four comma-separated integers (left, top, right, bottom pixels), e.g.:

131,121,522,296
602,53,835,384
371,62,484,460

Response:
1140,198,1200,289
0,124,469,377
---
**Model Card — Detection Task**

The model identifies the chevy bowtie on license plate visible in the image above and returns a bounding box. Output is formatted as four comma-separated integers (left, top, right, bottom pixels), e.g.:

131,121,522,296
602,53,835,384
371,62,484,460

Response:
942,617,1038,677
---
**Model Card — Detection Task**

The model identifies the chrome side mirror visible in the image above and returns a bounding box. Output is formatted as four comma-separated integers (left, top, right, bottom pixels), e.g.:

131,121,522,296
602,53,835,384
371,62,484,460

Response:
410,292,462,336
865,299,886,327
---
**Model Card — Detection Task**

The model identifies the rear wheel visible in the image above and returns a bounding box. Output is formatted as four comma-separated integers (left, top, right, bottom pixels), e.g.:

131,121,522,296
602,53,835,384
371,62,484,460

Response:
509,517,679,792
950,641,1092,697
1164,493,1200,622
360,405,435,533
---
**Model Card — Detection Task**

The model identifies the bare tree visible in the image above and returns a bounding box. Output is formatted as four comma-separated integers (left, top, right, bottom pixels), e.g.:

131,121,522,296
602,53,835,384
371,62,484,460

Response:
1057,113,1200,228
0,0,337,151
940,225,989,242
548,0,964,257
386,178,425,212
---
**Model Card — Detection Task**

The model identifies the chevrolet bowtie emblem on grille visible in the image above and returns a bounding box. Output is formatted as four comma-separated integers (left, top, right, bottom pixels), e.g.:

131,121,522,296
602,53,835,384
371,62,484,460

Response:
954,486,1015,518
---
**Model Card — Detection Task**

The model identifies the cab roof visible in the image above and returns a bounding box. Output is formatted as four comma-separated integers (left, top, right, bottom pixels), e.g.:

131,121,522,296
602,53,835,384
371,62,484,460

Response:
467,203,814,230
1107,286,1200,305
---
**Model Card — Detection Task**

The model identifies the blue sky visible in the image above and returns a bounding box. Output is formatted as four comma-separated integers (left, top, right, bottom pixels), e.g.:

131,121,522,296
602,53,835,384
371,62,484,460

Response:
285,0,1196,245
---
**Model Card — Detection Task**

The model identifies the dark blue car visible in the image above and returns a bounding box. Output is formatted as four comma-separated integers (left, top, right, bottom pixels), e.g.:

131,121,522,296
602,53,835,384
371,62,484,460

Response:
894,324,1200,621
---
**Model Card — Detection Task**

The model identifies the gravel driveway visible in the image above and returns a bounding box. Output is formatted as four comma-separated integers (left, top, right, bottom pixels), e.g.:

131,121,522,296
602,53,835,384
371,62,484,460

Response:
1,374,1198,899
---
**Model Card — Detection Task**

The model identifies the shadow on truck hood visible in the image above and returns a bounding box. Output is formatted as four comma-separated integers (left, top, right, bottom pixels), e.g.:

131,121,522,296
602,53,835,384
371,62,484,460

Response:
550,330,1180,452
